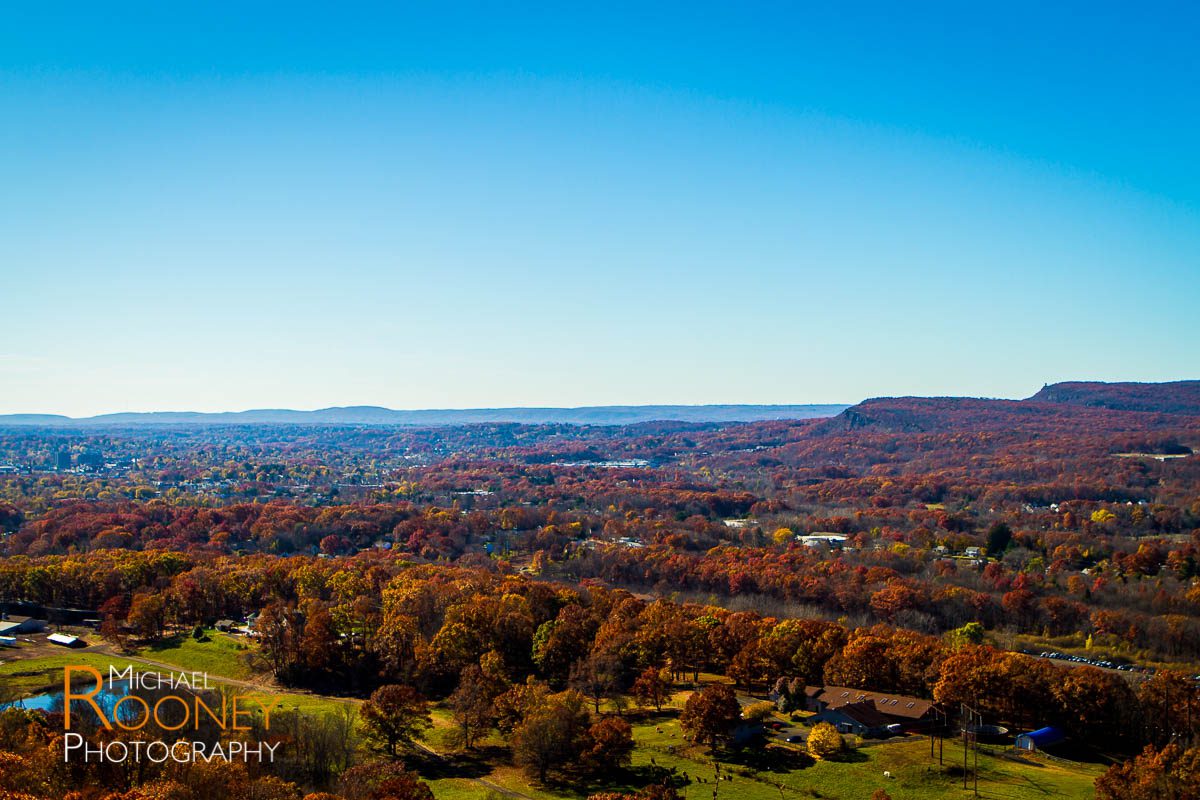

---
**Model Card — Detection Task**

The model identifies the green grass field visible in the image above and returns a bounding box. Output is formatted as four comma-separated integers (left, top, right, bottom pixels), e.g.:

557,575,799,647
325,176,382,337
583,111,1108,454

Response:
1,649,354,720
138,630,258,680
622,717,1103,800
420,709,1103,800
0,652,142,697
244,688,360,717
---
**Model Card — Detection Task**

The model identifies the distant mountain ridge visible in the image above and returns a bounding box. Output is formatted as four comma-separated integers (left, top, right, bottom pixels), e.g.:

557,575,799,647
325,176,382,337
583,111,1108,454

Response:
7,381,1195,429
1028,380,1200,415
0,404,850,428
814,380,1200,436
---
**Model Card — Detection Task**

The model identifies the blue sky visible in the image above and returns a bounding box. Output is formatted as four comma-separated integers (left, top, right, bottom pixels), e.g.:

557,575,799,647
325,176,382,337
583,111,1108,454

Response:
2,3,1198,415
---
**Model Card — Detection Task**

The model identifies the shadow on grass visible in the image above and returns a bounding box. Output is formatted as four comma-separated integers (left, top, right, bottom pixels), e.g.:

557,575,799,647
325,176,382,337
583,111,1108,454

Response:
624,708,683,727
831,748,869,764
719,743,816,772
145,635,188,653
406,745,508,781
544,764,690,799
996,751,1046,768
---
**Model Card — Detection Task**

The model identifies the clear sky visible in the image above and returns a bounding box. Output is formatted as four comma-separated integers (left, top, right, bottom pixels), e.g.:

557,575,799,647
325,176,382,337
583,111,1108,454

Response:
2,2,1198,416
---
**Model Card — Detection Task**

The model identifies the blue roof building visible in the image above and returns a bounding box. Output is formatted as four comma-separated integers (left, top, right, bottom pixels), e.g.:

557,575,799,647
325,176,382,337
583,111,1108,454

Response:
1015,726,1066,751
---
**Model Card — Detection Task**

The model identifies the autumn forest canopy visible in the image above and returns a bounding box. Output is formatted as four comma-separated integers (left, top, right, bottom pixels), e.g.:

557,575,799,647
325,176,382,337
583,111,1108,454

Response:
1,380,1199,800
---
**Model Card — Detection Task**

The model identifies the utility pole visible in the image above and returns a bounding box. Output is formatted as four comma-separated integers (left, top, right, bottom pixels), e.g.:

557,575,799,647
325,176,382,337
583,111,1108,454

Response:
962,705,968,792
961,703,980,797
929,706,945,764
972,707,980,797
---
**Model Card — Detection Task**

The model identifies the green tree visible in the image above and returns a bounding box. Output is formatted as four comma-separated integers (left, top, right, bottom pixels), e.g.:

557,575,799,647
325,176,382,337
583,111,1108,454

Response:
948,622,986,648
985,522,1012,557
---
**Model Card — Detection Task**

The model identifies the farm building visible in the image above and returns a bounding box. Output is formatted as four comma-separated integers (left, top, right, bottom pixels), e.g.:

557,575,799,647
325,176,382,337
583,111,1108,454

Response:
1015,726,1066,752
804,685,936,734
47,633,83,648
0,616,46,636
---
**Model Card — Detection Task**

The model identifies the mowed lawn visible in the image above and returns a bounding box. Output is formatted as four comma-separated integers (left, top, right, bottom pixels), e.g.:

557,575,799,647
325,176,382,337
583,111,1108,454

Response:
138,630,258,681
134,633,360,717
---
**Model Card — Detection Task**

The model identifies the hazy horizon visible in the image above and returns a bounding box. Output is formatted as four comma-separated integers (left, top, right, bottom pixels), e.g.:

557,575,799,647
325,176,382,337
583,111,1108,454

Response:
2,401,849,418
6,379,1199,420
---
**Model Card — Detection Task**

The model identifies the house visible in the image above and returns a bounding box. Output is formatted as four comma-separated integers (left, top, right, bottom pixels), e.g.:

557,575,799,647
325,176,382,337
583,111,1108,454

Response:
805,685,936,733
1015,726,1066,752
798,534,848,549
811,700,895,736
214,619,238,632
964,547,983,558
236,612,260,636
0,616,46,636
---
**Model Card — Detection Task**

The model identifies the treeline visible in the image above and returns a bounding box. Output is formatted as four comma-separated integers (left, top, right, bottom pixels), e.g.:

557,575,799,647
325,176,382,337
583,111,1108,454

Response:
5,498,1200,663
4,550,1195,755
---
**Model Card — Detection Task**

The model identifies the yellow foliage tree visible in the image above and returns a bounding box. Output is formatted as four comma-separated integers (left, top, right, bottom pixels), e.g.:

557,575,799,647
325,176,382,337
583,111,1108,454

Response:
807,722,844,760
742,700,777,722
